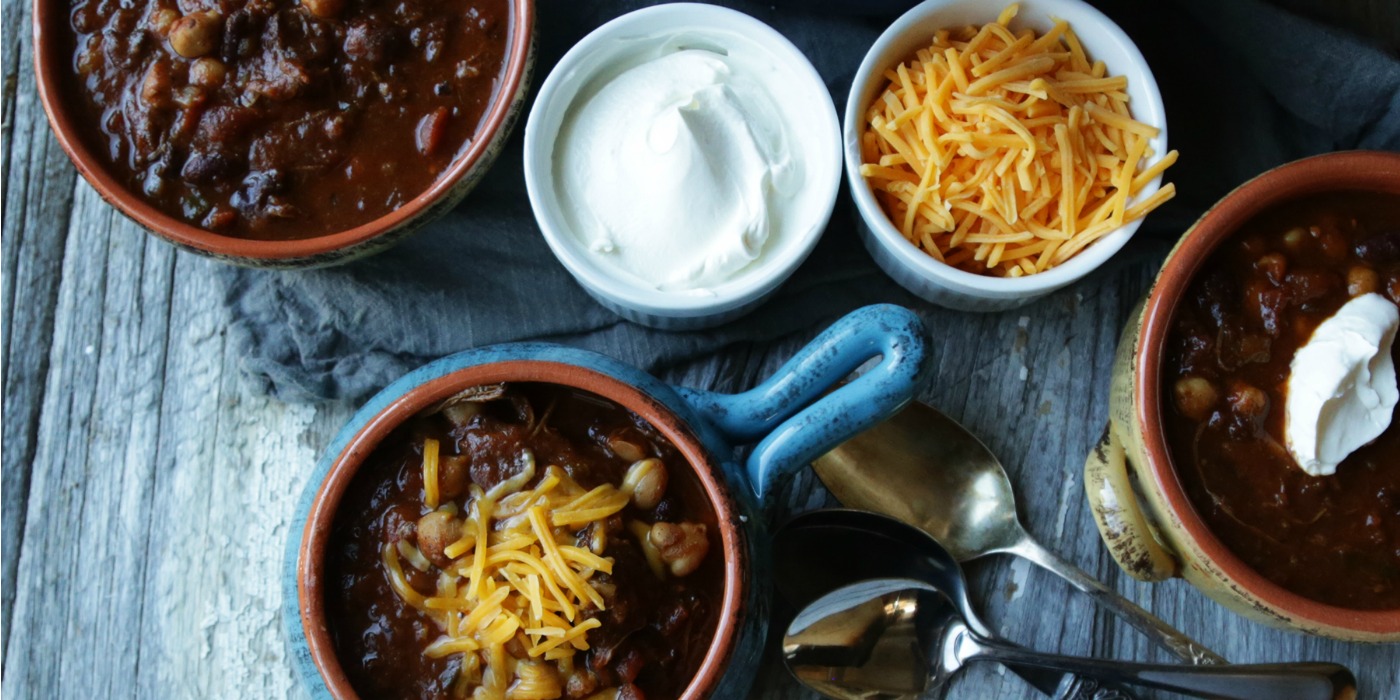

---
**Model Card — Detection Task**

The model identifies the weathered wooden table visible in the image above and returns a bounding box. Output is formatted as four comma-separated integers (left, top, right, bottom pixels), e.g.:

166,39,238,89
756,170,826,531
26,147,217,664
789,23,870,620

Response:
4,1,1399,698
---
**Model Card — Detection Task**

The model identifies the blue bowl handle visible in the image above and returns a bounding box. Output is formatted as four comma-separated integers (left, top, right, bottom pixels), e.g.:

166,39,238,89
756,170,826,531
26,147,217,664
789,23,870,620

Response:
678,304,931,502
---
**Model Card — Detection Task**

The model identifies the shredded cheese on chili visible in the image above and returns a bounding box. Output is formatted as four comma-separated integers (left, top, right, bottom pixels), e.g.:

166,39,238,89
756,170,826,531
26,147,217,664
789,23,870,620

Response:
390,452,632,699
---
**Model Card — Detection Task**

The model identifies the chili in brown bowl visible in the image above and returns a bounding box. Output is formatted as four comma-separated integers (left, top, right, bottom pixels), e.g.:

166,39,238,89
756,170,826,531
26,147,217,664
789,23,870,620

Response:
1162,191,1400,610
324,383,721,700
36,0,534,265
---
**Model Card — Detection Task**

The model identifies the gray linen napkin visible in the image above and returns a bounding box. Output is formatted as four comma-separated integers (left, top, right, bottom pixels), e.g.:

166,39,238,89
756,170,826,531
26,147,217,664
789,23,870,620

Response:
220,0,1400,403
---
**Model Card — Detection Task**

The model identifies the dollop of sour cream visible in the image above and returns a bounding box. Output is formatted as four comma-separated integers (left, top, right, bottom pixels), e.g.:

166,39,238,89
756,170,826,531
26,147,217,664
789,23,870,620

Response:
1284,292,1400,476
554,35,806,292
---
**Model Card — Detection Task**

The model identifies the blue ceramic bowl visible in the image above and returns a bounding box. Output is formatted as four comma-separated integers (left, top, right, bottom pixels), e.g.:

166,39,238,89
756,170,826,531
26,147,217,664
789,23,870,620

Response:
284,304,931,698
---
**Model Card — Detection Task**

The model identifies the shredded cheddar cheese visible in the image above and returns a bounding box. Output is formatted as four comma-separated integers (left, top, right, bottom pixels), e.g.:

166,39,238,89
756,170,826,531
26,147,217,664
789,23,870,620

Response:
390,454,632,700
423,438,441,510
859,3,1177,277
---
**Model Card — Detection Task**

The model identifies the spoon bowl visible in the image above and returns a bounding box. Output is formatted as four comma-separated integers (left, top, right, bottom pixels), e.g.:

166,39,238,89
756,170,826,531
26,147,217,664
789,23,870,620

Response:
784,578,1359,700
813,400,1227,665
811,403,1018,561
772,509,972,613
773,509,1137,699
784,578,945,699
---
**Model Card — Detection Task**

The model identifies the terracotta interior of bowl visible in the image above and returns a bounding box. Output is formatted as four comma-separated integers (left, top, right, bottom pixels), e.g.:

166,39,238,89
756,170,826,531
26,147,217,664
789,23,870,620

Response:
1137,150,1400,631
297,361,743,699
33,0,534,261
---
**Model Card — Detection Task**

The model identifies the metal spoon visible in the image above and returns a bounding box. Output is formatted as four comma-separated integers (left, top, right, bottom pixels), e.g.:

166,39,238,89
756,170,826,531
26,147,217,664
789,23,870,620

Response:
773,509,1138,700
812,400,1226,665
783,578,1356,700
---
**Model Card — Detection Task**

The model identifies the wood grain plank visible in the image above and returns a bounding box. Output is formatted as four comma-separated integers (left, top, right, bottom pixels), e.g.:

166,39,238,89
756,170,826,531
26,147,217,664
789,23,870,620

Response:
5,182,121,698
52,204,175,700
0,0,81,658
129,251,338,699
1,0,26,200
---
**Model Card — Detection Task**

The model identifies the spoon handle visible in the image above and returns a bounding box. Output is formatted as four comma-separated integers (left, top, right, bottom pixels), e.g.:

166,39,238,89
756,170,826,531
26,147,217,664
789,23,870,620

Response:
970,640,1355,700
1010,536,1228,665
962,601,1143,699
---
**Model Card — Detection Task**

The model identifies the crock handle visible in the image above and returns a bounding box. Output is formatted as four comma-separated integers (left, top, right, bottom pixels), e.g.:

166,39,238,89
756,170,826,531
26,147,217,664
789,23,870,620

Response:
1083,422,1180,582
678,304,931,502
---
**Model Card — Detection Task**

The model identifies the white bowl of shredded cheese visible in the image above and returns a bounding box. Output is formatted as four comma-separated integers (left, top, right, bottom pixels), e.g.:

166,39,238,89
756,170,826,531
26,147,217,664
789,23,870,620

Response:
525,4,842,329
847,0,1171,312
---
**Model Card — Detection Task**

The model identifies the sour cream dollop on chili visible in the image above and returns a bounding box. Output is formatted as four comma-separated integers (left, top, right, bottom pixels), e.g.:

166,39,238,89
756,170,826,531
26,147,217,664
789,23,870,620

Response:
553,35,808,291
1284,292,1400,476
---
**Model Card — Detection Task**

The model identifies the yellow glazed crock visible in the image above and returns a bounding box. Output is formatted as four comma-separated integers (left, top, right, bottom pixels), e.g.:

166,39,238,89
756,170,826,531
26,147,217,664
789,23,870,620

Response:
1084,151,1400,642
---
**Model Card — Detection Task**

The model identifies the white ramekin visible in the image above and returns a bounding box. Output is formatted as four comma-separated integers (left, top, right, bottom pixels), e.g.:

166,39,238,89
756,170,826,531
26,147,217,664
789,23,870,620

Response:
846,0,1168,312
523,3,842,330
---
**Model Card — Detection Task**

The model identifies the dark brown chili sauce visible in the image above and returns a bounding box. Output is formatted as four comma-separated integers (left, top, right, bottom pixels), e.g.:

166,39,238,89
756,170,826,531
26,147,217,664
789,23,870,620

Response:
61,0,509,239
1163,191,1400,609
325,384,721,700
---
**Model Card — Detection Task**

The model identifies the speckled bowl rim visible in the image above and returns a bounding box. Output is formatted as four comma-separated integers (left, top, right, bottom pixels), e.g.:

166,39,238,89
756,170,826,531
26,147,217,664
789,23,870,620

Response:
32,0,535,262
1137,150,1400,632
296,360,743,699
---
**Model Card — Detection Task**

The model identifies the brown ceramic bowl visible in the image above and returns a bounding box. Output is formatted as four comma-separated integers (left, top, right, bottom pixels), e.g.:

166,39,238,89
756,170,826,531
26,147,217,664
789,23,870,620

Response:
1085,150,1400,640
33,2,535,269
297,361,749,699
284,305,932,696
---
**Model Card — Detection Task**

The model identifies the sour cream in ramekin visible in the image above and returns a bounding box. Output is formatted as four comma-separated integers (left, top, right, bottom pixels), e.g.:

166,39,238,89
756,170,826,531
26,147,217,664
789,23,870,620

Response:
556,42,802,292
523,4,841,329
